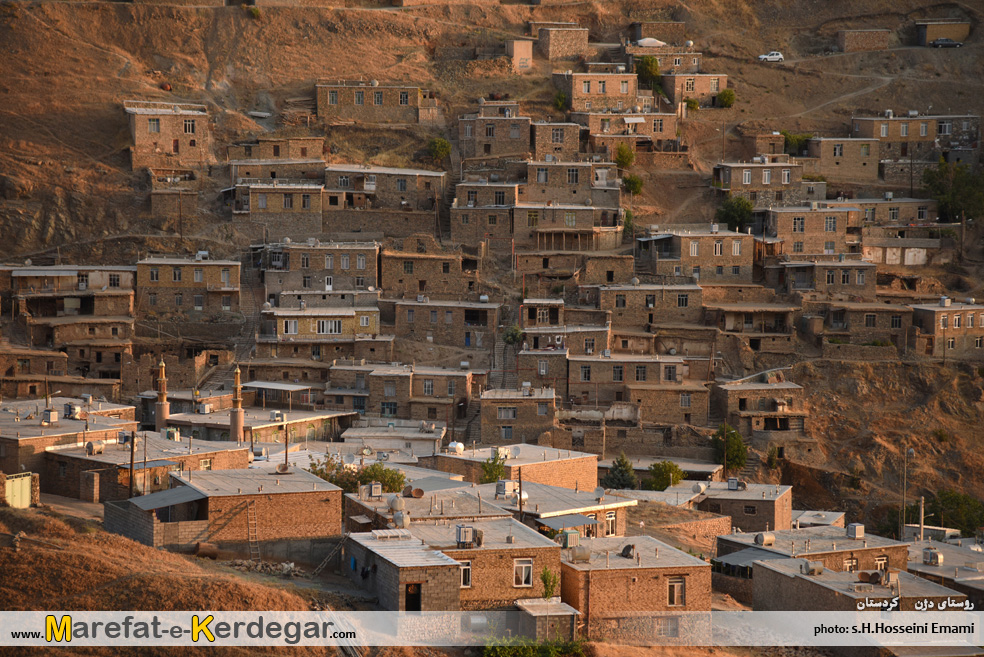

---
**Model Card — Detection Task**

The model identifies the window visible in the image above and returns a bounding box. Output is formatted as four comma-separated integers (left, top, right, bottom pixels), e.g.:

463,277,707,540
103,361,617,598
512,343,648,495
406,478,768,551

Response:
536,167,548,184
584,338,595,353
301,194,311,210
403,261,414,275
148,293,157,306
463,123,473,138
685,78,695,92
429,310,437,324
778,169,790,186
714,240,723,256
582,81,591,94
605,511,616,536
148,118,160,133
598,81,606,93
880,123,888,138
381,402,397,416
824,216,837,232
567,168,579,185
664,365,677,381
580,365,591,382
355,90,364,105
488,214,497,226
172,267,182,282
947,338,956,349
953,314,962,329
283,194,293,210
860,143,870,156
653,118,663,133
302,275,312,288
680,393,691,408
199,459,212,471
826,270,836,285
920,122,928,137
407,308,415,322
900,123,908,137
419,379,434,396
221,295,232,311
710,77,720,93
677,294,689,308
338,175,350,188
193,294,203,310
149,267,159,282
339,254,350,270
891,315,902,329
940,315,948,329
447,380,456,397
620,80,629,94
692,266,701,277
824,241,835,254
976,337,983,348
323,254,333,270
865,314,877,328
505,123,519,140
612,365,624,382
742,169,751,185
729,240,742,257
514,559,533,587
843,558,859,572
174,293,183,306
793,241,804,253
184,119,196,134
106,273,120,288
524,210,538,228
564,212,576,227
857,270,866,285
615,294,626,308
396,178,407,192
537,402,548,416
460,561,472,588
399,91,409,105
689,241,699,257
916,206,928,221
328,90,338,105
762,169,771,185
732,265,741,276
938,121,952,136
494,191,505,205
551,127,564,143
538,360,548,376
841,270,851,285
374,91,383,105
968,314,974,329
498,406,517,420
355,254,366,270
655,617,680,638
484,123,496,139
283,320,298,335
667,577,686,606
635,365,647,382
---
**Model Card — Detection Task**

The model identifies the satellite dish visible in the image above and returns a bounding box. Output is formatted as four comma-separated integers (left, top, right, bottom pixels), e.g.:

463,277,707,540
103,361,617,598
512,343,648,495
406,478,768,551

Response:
276,463,291,474
362,447,374,456
343,453,356,465
510,445,522,459
594,486,606,499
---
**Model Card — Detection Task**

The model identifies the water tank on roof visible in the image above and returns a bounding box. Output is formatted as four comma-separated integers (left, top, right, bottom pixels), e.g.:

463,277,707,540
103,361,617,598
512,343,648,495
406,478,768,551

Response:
570,545,592,563
692,482,707,494
754,532,776,546
685,40,694,48
388,494,406,511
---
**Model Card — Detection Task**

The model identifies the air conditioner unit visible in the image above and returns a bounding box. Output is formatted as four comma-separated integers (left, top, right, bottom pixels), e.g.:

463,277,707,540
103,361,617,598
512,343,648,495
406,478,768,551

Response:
456,525,474,546
602,349,611,357
78,282,87,291
728,477,739,490
847,523,865,540
369,482,382,498
923,548,943,566
559,529,580,548
851,583,873,593
270,410,286,422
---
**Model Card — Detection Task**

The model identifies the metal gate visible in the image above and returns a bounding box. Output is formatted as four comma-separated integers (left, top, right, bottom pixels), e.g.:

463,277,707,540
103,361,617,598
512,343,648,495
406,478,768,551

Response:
4,472,31,509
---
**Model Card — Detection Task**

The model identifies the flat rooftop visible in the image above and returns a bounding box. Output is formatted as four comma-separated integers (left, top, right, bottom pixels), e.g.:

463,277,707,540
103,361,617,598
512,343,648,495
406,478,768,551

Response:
439,444,597,467
666,479,792,502
324,163,444,177
173,467,340,496
468,481,637,518
561,535,709,571
0,401,135,441
346,488,512,522
342,425,446,441
792,509,847,527
481,388,556,401
137,257,240,266
347,530,462,569
906,540,984,591
721,524,906,555
166,407,357,429
910,302,984,312
598,456,721,476
410,517,559,551
47,433,247,466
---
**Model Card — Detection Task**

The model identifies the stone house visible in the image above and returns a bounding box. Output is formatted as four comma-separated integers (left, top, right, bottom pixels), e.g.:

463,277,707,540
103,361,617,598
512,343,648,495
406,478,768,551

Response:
517,348,571,399
316,80,440,125
165,406,355,444
43,432,250,502
124,101,211,171
537,28,589,60
390,297,499,350
625,45,702,76
763,257,875,298
560,535,711,640
521,298,565,330
836,29,891,52
554,72,654,113
227,136,325,161
522,160,620,207
419,444,598,491
530,122,582,161
585,283,704,330
712,155,805,210
802,137,880,182
711,370,808,447
570,111,678,151
808,300,914,350
479,387,556,444
234,180,325,237
135,255,240,319
762,205,857,256
324,164,445,212
624,380,710,426
634,224,753,283
380,236,483,301
660,73,729,107
914,20,970,46
258,240,381,303
909,298,984,360
458,101,532,159
257,305,381,366
343,488,511,534
825,195,938,225
566,353,692,404
103,468,343,551
702,301,799,352
665,480,793,532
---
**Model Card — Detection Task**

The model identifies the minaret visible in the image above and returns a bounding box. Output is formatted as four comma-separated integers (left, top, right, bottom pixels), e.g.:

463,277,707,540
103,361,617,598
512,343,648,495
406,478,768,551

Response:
230,365,245,444
154,358,170,433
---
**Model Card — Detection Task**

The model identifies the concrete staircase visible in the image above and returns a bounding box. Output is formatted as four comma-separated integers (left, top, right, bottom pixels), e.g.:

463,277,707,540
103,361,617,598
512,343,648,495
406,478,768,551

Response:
439,142,461,241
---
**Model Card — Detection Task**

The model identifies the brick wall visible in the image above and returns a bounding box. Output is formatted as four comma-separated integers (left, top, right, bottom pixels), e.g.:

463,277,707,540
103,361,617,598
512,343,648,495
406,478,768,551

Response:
480,396,555,444
661,74,728,106
128,109,211,171
443,546,561,610
343,538,462,611
317,84,426,124
151,191,198,219
426,453,597,490
717,538,909,572
538,29,590,60
699,492,791,532
837,30,891,52
204,489,342,542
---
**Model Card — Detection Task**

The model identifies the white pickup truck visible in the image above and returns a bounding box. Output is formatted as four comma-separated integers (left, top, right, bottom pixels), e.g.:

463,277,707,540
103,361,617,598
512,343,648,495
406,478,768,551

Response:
758,51,784,62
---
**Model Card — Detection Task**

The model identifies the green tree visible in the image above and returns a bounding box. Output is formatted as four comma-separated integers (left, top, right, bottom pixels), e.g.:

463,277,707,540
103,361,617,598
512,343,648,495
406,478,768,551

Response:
646,460,684,491
685,98,700,112
716,88,736,108
600,452,638,489
623,173,643,197
480,450,507,484
540,566,559,598
922,159,984,222
927,489,984,537
712,424,747,473
780,129,812,156
636,55,660,88
427,137,452,163
614,142,636,170
623,209,634,238
308,455,406,494
767,445,780,470
553,91,568,111
716,196,754,231
502,324,524,346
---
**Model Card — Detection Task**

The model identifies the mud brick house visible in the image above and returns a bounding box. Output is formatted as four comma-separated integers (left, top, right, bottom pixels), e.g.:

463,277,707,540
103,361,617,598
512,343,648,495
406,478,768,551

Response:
635,224,753,283
165,406,356,444
390,297,500,350
703,300,799,353
530,122,582,161
861,228,956,267
0,345,119,400
584,283,704,329
906,540,984,608
420,444,598,491
554,72,654,113
914,20,971,46
379,236,483,300
343,488,512,533
666,480,793,532
479,388,556,444
342,529,463,611
520,298,565,330
471,480,638,538
623,42,703,76
227,136,325,161
124,101,211,171
256,304,381,364
761,204,857,256
825,195,938,225
909,298,984,360
43,432,249,502
258,239,381,303
763,257,875,298
409,518,563,610
104,468,343,552
537,27,589,60
0,398,137,477
804,299,913,350
522,160,621,207
711,370,808,449
716,524,909,571
836,29,891,52
570,110,678,154
712,154,807,211
324,164,445,212
624,379,710,426
517,348,570,399
506,40,534,72
660,73,729,107
458,101,532,159
560,535,711,641
316,80,440,125
738,132,785,160
801,137,880,182
566,352,697,404
135,254,240,319
233,180,326,237
752,557,967,612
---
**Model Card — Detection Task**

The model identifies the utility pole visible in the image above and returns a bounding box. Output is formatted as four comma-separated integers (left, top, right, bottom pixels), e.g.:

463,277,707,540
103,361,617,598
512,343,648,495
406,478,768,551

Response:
128,431,136,498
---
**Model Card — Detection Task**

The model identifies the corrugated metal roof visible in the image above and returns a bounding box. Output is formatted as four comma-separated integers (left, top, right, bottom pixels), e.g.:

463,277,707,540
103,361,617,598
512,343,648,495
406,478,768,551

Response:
130,486,205,510
243,381,314,392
